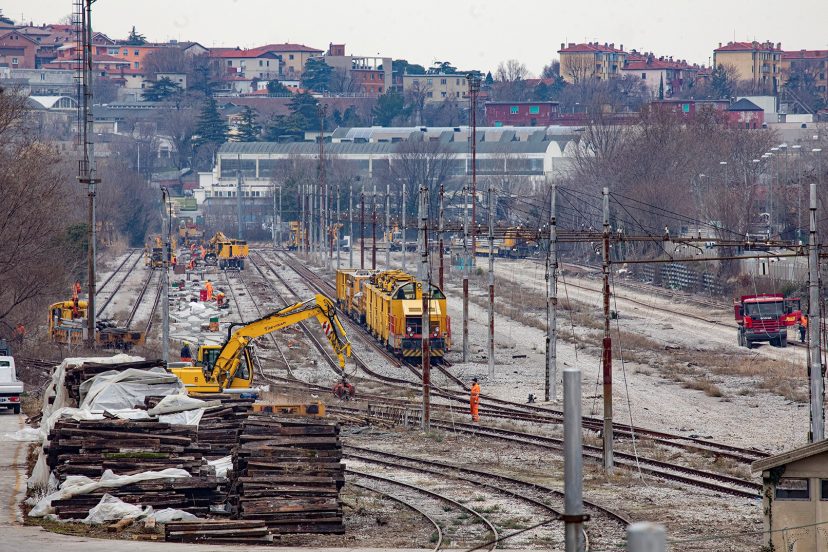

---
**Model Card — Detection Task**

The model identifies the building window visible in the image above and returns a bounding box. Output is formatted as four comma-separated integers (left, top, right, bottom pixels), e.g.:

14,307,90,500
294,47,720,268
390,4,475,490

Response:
134,50,139,56
776,478,810,500
259,60,263,67
134,62,139,68
441,91,446,97
440,78,446,85
682,103,690,113
289,54,294,60
378,87,383,93
123,48,128,55
227,60,232,66
108,48,118,55
11,57,17,65
529,105,540,114
427,78,433,85
641,73,646,79
819,480,828,500
40,73,46,80
510,106,519,114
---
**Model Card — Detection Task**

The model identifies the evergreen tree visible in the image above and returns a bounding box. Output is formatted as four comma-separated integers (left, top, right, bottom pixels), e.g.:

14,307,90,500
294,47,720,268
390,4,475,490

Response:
484,71,495,86
288,92,321,130
266,79,290,95
142,77,182,101
193,96,228,147
372,92,405,126
124,26,147,46
301,58,334,92
658,75,665,100
264,114,304,142
236,106,261,142
711,64,734,99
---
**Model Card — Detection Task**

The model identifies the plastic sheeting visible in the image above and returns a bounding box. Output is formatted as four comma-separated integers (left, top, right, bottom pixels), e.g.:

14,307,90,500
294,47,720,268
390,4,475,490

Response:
82,494,151,524
149,394,221,427
29,468,191,517
79,367,185,411
208,455,232,480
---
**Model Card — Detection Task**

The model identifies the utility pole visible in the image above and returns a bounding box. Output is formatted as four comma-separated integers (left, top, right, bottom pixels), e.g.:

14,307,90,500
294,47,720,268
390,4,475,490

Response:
808,181,824,442
546,183,558,402
348,179,354,267
563,364,585,551
438,181,445,290
402,184,407,273
309,181,315,259
462,179,469,362
236,161,243,239
487,178,495,378
278,184,282,247
318,106,327,267
468,74,480,258
360,185,365,269
372,182,377,270
299,183,305,254
419,183,431,430
336,181,341,270
386,182,391,269
271,181,278,249
601,187,613,471
77,0,99,347
161,187,170,364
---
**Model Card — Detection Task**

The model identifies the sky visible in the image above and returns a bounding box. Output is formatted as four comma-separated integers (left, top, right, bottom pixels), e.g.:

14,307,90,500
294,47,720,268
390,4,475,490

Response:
6,0,828,75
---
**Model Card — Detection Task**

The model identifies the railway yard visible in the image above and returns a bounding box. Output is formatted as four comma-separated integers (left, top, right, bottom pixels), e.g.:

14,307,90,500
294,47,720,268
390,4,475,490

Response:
5,242,816,551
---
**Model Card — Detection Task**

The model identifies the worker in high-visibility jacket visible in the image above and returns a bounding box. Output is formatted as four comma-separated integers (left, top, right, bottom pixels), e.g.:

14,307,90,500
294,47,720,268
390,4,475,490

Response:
470,377,480,422
800,313,808,343
205,280,214,300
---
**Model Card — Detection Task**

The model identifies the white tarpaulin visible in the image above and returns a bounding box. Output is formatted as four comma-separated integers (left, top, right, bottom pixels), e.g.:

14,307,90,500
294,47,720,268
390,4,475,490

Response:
208,455,232,480
81,494,200,524
79,367,185,411
29,468,191,517
149,394,221,427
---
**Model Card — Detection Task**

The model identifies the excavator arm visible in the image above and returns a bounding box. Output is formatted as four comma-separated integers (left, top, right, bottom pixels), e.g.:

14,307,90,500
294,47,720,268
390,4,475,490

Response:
206,293,351,388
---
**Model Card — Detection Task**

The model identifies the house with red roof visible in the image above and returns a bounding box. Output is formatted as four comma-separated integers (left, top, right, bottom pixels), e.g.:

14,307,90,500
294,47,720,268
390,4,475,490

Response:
557,42,627,83
0,30,38,68
713,41,782,93
620,53,704,98
209,47,282,82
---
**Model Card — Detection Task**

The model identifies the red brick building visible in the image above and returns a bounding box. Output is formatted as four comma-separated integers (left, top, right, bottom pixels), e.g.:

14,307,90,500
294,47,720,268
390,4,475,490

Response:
727,98,764,128
0,30,38,68
485,101,559,127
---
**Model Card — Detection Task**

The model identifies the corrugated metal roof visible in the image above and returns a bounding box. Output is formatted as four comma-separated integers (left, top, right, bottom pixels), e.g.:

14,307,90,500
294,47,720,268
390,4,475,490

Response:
218,140,554,156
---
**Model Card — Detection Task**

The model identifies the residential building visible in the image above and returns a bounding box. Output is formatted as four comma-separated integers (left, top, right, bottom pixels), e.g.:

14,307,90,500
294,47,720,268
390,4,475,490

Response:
248,43,323,79
713,41,782,93
210,47,283,80
649,98,730,118
1,67,75,95
782,49,828,100
0,30,38,68
558,42,627,83
620,53,702,98
323,43,392,96
752,439,828,552
401,72,470,103
485,101,559,126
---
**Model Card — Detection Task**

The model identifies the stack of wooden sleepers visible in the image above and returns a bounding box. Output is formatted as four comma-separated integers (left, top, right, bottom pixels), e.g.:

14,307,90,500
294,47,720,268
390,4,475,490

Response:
45,418,221,520
230,414,345,535
62,359,164,404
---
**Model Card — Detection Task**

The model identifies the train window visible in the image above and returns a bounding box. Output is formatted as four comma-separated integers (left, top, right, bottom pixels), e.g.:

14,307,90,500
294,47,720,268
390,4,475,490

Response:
429,285,445,299
820,480,828,500
395,283,417,300
776,478,810,500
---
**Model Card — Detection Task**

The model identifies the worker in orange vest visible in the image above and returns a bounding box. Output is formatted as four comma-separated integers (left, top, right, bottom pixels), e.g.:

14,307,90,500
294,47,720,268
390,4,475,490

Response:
205,280,214,300
200,245,207,259
470,377,480,422
800,313,808,343
12,323,25,344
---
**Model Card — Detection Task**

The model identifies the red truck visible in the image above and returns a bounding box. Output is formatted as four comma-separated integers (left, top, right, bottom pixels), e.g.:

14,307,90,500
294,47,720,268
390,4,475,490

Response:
734,294,802,349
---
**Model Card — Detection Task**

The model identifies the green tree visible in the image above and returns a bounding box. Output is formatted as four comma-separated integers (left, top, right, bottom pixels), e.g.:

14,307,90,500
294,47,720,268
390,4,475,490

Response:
658,75,665,100
266,79,290,95
288,92,321,130
301,58,334,92
124,26,147,46
142,76,182,101
236,106,261,142
711,64,735,99
484,71,495,86
264,114,304,141
372,92,405,126
193,96,227,147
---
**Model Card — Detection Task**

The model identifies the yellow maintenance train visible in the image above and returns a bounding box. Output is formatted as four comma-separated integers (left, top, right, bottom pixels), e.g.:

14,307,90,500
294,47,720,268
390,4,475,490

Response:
336,268,451,359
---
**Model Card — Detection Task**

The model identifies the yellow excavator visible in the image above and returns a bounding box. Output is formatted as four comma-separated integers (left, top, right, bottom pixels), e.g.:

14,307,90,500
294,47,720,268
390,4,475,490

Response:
170,294,351,393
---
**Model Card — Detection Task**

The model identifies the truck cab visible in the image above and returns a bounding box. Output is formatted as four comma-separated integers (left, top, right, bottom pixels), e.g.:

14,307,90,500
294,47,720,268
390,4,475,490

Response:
0,356,23,414
734,294,789,348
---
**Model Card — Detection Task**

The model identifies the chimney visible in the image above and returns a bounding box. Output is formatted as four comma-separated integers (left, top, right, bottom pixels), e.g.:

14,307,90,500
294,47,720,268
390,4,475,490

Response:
719,42,722,48
561,43,565,50
620,44,624,51
610,43,614,49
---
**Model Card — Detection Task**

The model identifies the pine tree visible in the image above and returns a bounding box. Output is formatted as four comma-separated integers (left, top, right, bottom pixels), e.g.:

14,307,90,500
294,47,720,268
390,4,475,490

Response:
266,80,290,95
372,92,405,126
300,58,334,92
124,26,147,46
193,96,228,147
236,106,261,142
658,75,665,100
142,77,182,101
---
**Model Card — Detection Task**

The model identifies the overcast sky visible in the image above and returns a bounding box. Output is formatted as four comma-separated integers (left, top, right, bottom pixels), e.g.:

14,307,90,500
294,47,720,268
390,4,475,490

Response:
6,0,828,74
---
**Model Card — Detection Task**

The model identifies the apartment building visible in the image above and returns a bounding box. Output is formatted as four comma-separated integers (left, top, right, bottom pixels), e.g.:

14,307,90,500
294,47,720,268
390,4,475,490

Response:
210,47,283,80
782,49,828,99
401,72,470,103
558,42,627,83
323,43,392,96
713,41,782,93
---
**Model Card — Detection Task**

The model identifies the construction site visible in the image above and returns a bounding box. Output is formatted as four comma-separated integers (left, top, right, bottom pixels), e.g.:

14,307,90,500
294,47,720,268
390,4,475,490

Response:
6,1,828,552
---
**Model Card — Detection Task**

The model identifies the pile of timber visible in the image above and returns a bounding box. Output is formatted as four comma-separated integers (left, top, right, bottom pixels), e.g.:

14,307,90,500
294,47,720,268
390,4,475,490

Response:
230,414,345,534
165,520,273,544
63,359,164,404
145,393,255,459
44,418,220,519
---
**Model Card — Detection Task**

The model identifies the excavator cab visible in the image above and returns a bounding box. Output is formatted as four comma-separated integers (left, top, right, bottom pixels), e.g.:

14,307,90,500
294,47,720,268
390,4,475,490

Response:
171,345,254,392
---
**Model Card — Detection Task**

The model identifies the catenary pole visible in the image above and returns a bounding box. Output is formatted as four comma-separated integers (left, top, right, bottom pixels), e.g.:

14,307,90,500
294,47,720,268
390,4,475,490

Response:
808,181,824,442
547,182,558,402
420,183,431,430
386,182,391,269
463,179,469,362
360,184,365,269
487,178,495,377
161,187,170,364
349,179,354,267
402,183,407,273
372,182,377,270
336,181,341,271
563,363,585,551
439,181,445,290
601,187,613,471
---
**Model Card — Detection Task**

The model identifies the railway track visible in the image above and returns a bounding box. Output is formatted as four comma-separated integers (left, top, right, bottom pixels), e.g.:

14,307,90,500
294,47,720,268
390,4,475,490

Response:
344,444,630,549
95,249,143,317
267,249,769,464
124,270,160,331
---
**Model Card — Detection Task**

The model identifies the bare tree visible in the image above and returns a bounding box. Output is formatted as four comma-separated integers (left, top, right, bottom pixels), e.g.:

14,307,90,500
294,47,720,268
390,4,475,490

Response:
404,80,432,126
541,59,561,79
389,137,457,219
561,55,592,84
